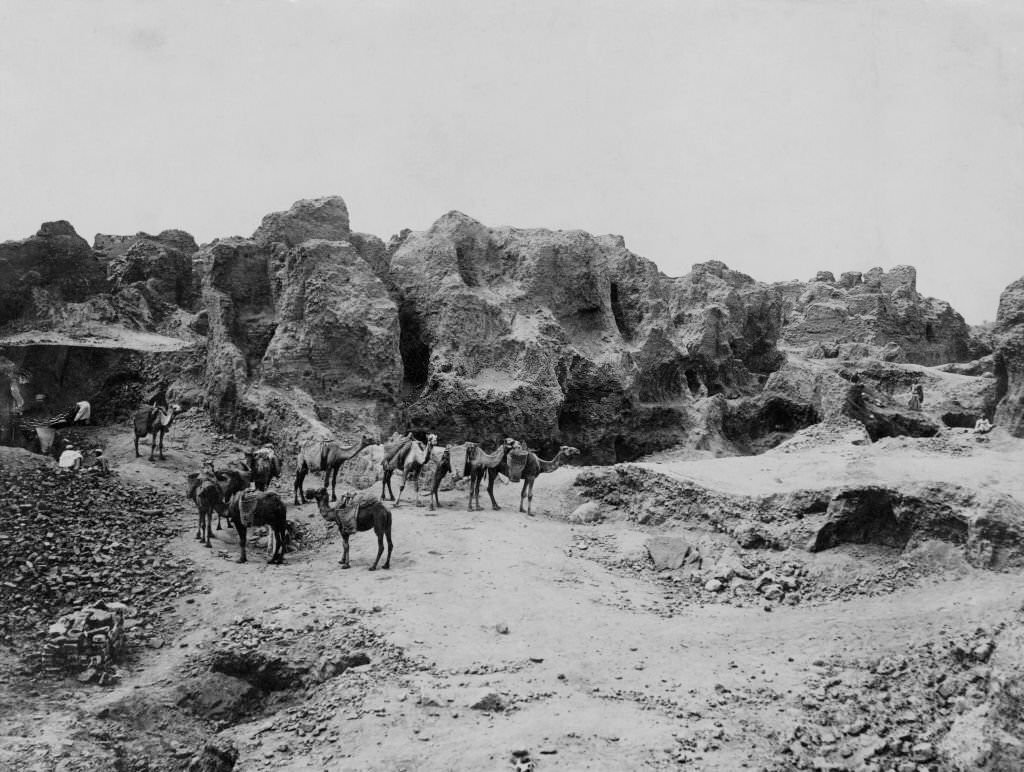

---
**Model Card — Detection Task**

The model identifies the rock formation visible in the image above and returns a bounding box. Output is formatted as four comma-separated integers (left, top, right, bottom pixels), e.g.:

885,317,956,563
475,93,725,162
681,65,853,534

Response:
994,276,1024,436
387,212,786,461
776,266,972,365
0,222,107,327
191,197,401,447
0,196,995,459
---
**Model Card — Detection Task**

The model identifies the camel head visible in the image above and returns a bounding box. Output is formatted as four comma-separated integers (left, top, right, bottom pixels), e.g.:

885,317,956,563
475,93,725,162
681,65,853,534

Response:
309,488,330,507
560,446,581,459
426,433,438,447
359,435,375,451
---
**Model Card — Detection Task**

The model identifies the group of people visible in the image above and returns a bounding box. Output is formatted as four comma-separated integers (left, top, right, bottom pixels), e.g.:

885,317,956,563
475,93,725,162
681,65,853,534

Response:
57,442,109,473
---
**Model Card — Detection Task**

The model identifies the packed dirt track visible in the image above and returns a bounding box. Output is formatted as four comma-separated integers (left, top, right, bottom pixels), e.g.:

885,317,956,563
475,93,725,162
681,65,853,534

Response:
1,415,1023,771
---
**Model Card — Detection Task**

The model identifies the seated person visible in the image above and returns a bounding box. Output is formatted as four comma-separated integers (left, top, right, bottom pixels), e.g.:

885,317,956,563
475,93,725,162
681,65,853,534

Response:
58,444,84,470
81,448,110,473
974,417,993,434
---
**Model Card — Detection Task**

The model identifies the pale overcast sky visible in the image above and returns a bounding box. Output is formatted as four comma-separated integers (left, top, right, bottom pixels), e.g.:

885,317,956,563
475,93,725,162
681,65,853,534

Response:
1,0,1022,323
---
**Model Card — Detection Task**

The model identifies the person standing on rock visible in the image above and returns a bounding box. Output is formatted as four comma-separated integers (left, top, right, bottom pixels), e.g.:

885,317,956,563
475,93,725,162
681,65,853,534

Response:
912,380,924,405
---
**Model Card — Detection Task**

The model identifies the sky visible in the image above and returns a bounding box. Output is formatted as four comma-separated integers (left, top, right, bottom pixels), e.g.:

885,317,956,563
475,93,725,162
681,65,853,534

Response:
1,0,1022,323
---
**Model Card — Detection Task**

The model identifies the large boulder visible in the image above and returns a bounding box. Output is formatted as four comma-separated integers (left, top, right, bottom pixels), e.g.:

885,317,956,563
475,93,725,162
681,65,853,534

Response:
994,276,1024,436
0,221,107,327
387,212,786,461
776,266,972,365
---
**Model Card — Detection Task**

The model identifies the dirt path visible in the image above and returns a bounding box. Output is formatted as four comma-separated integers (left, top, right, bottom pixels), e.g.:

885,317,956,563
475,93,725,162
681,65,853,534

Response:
6,421,1023,771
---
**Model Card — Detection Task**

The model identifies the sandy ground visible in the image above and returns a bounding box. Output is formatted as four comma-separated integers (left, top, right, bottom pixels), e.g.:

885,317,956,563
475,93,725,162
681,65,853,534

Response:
2,418,1023,771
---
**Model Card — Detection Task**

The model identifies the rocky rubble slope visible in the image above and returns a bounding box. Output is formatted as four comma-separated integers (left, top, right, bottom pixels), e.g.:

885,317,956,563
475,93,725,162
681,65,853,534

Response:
0,448,199,661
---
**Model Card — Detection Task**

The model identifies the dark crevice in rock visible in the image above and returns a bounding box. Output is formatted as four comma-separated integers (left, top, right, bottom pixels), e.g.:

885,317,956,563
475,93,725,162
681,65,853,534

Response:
610,282,634,341
398,303,430,390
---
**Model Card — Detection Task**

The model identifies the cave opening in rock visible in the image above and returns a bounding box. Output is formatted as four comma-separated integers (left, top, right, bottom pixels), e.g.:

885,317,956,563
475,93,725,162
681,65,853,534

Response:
925,322,935,342
610,283,634,341
994,352,1008,405
684,369,702,396
941,411,980,429
398,305,430,389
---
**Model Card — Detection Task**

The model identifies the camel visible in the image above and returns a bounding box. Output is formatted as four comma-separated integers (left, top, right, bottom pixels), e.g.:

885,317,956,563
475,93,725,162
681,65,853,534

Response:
133,403,182,461
514,445,581,516
393,433,438,508
428,446,452,512
211,462,251,531
293,435,375,505
245,445,281,491
425,442,474,510
186,469,227,548
379,433,415,501
226,490,288,564
311,488,392,570
465,438,517,511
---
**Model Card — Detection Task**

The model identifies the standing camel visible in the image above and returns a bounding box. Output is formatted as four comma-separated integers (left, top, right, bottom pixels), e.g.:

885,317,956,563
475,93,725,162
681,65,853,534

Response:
311,488,393,570
294,435,374,504
427,446,452,511
379,433,414,501
186,468,227,548
465,438,517,511
245,445,281,491
133,403,182,461
226,490,288,564
515,445,581,516
393,433,437,508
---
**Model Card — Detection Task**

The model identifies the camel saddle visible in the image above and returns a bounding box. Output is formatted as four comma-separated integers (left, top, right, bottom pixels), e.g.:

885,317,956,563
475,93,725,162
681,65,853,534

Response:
236,491,268,527
334,491,379,535
507,449,530,483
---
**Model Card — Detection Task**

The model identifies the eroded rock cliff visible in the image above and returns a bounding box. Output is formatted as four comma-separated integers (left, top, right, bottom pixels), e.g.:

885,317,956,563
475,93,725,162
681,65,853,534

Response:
994,276,1024,436
777,266,972,365
387,212,785,461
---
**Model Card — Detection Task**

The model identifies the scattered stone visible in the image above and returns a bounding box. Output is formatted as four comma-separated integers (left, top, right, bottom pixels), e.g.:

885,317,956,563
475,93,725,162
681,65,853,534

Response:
646,537,693,570
470,692,507,712
704,579,724,593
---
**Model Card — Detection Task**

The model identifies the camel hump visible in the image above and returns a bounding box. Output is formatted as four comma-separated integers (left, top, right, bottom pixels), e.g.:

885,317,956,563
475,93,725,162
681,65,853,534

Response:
384,439,413,469
507,449,530,482
133,410,152,435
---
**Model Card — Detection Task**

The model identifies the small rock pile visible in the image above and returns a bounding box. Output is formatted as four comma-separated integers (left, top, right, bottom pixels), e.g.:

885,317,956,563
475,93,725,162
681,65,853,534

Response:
40,601,127,684
0,447,198,663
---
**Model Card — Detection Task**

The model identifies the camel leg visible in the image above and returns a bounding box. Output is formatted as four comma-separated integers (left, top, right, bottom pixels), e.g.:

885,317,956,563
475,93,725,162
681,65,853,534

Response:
294,465,307,505
149,431,156,461
381,469,394,501
413,473,421,507
134,433,140,458
369,529,384,571
206,507,215,546
158,429,166,461
330,464,340,502
467,473,477,511
394,472,406,508
195,506,203,541
525,479,535,516
236,521,247,563
520,480,528,513
270,527,284,564
383,525,393,570
339,533,351,569
487,469,501,510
